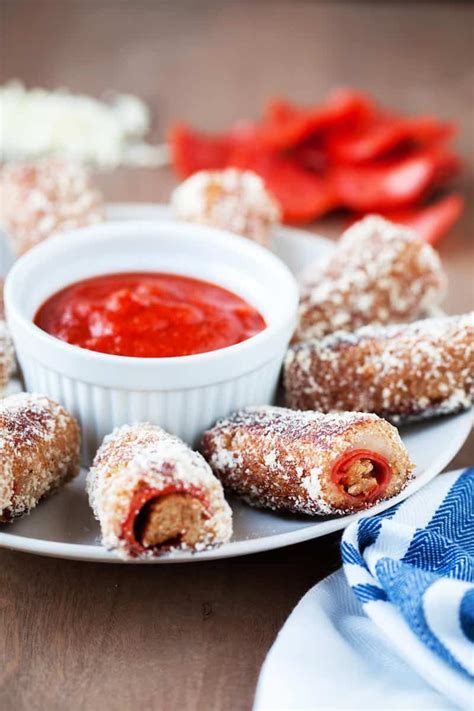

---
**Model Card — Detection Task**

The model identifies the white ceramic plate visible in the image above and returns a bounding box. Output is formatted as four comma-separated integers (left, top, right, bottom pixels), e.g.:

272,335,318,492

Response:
0,204,471,563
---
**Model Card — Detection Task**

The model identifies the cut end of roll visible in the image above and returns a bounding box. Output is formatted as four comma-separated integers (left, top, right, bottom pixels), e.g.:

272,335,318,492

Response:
136,492,208,549
331,449,392,503
121,484,209,556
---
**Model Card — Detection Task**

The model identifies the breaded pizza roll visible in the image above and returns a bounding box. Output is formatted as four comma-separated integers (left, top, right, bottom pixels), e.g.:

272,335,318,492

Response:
294,215,446,343
0,159,104,255
201,406,413,516
0,321,15,393
285,313,474,423
0,393,80,522
87,424,233,559
171,168,280,247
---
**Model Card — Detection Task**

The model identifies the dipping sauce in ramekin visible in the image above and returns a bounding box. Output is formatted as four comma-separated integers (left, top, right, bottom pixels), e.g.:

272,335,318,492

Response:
6,219,298,460
34,272,267,357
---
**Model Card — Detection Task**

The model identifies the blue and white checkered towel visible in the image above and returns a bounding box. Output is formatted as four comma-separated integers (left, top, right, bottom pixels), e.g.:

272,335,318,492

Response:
342,467,473,707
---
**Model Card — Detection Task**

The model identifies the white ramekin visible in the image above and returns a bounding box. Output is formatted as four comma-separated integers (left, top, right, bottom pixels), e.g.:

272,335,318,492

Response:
5,220,298,463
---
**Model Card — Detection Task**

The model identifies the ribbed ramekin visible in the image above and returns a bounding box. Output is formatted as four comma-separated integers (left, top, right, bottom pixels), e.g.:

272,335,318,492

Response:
5,220,298,463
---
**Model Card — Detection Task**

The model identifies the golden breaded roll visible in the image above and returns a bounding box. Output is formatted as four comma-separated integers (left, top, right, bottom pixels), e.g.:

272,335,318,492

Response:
87,423,233,559
0,159,104,255
294,215,446,343
202,406,413,516
0,393,80,521
171,168,280,247
285,313,474,423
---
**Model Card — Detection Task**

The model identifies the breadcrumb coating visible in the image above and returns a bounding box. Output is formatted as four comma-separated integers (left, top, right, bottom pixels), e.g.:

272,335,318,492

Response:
285,313,474,422
87,423,233,559
171,168,280,246
0,393,80,521
0,320,15,393
202,406,413,515
0,158,104,255
294,215,446,343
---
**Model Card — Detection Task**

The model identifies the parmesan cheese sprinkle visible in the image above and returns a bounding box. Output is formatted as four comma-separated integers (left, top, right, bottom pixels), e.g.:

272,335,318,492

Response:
0,81,167,168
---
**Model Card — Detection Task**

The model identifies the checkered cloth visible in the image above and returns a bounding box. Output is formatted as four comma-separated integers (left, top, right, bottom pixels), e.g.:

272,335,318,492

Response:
342,467,474,707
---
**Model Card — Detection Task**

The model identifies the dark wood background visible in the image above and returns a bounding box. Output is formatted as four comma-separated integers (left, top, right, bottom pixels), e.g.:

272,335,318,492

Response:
1,2,472,710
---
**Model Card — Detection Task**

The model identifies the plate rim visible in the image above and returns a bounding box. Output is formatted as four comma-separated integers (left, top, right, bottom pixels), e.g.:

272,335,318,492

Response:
1,203,471,563
105,201,336,255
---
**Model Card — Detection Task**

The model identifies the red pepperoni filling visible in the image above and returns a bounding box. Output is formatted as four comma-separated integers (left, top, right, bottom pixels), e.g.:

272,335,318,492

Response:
331,449,392,503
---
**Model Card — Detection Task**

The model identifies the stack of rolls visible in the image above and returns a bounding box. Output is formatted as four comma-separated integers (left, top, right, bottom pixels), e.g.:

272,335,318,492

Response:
285,215,473,424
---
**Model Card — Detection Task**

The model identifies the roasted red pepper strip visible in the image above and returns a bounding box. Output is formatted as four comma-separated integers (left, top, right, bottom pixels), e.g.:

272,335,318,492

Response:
331,449,392,502
169,123,232,178
328,115,456,164
331,149,461,211
229,132,337,223
168,91,462,226
366,194,464,245
120,483,209,557
260,89,374,150
169,121,337,222
290,135,328,173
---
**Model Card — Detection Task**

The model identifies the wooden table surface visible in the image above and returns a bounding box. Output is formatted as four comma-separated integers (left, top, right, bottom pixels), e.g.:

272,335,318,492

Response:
1,2,473,709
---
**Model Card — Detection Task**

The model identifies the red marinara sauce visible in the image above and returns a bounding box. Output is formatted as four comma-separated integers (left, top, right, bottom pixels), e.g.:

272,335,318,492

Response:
34,272,266,357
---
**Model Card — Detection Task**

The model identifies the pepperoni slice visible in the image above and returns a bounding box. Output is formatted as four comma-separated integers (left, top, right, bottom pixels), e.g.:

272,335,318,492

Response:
331,449,392,502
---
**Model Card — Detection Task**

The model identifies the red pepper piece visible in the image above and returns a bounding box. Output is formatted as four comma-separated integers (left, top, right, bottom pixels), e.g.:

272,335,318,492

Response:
229,134,337,223
331,149,461,211
328,115,456,164
290,135,328,173
169,123,232,178
331,449,392,502
260,89,374,150
364,194,464,245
